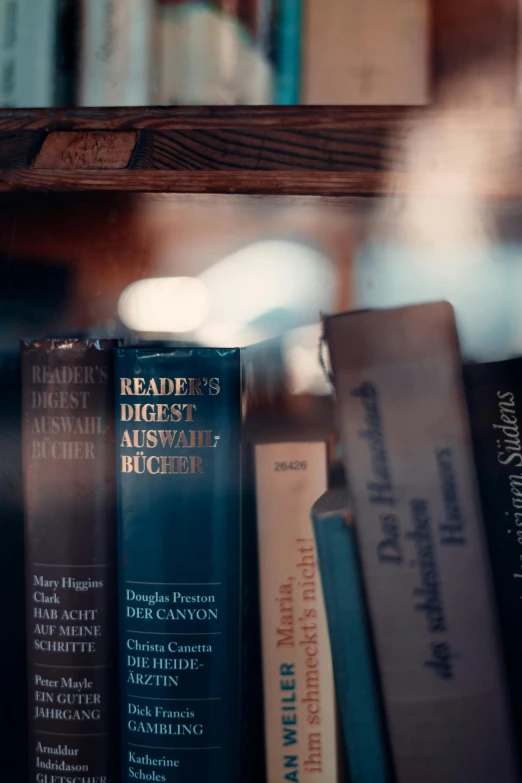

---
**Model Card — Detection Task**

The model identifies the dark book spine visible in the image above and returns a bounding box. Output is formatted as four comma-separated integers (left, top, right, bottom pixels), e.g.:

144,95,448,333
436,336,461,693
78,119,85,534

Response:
22,339,117,783
116,347,241,783
464,359,522,742
0,352,27,782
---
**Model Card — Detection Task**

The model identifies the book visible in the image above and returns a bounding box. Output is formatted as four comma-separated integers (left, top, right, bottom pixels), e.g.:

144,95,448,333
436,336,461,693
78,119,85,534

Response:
157,0,278,105
235,0,274,105
312,487,390,783
0,351,27,782
254,441,339,783
0,0,57,107
79,0,154,106
55,0,79,106
464,359,522,742
116,347,242,783
324,302,519,783
302,0,428,104
274,0,301,105
157,0,240,105
21,339,117,783
240,443,266,783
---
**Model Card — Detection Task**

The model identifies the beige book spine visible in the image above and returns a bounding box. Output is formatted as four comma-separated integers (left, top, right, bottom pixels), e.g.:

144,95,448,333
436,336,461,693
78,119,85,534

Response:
303,0,429,105
255,442,338,783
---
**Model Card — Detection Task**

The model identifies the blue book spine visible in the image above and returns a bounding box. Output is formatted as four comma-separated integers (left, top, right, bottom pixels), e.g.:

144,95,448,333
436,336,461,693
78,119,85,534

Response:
275,0,301,104
116,347,241,783
312,488,390,783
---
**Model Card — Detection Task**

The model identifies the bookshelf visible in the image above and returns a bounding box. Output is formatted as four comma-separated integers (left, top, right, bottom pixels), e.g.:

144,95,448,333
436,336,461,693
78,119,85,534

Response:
0,105,521,197
1,2,521,780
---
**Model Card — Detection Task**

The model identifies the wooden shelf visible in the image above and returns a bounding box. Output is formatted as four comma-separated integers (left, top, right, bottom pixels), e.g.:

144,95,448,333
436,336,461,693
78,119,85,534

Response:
0,105,521,197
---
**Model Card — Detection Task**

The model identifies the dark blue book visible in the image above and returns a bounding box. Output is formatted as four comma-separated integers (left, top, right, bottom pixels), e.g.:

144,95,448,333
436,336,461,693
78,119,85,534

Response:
464,359,522,746
312,488,390,783
116,346,241,783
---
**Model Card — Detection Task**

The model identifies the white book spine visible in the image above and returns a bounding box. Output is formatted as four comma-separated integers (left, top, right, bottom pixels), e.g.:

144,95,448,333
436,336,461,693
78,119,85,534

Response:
80,0,154,107
255,442,339,783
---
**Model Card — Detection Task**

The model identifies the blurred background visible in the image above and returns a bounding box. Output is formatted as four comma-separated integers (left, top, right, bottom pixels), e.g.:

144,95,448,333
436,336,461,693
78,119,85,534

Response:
0,0,431,107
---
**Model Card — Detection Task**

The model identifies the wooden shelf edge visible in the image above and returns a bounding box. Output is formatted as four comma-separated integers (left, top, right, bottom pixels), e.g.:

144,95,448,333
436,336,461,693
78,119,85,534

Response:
0,107,520,196
0,106,423,131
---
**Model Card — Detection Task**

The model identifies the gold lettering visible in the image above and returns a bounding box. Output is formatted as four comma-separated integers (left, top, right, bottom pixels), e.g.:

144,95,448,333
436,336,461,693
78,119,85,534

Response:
134,378,146,395
160,378,174,396
121,378,132,395
121,404,134,422
121,456,133,473
146,378,159,396
121,430,132,448
175,378,187,395
189,378,202,396
191,456,204,474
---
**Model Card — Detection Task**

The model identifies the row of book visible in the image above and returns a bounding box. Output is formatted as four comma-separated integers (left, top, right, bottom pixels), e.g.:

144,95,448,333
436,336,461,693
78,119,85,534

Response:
5,298,522,783
0,0,429,108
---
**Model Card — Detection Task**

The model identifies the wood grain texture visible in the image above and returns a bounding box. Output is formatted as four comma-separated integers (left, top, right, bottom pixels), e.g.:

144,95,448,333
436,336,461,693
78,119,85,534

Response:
0,107,520,196
0,169,521,197
0,106,417,131
130,127,398,172
0,131,45,168
34,131,138,169
0,169,388,195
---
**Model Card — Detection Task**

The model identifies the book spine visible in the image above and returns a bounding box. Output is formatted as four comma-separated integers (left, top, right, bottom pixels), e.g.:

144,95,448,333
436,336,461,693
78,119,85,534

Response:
312,493,390,783
302,0,428,105
54,0,80,106
240,444,266,783
22,339,117,783
325,302,519,783
120,0,154,106
0,0,14,106
275,0,301,105
0,352,27,781
157,0,242,105
0,0,56,107
464,360,522,741
79,0,153,107
254,442,338,783
116,348,241,783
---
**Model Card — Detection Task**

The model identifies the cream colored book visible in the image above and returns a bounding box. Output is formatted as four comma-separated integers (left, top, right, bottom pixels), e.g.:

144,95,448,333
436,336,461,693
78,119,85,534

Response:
303,0,429,105
255,442,338,783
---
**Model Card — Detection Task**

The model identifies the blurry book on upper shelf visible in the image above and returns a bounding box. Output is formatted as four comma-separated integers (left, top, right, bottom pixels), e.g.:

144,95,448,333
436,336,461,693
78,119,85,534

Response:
0,0,58,107
302,0,429,104
79,0,155,106
156,0,300,105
